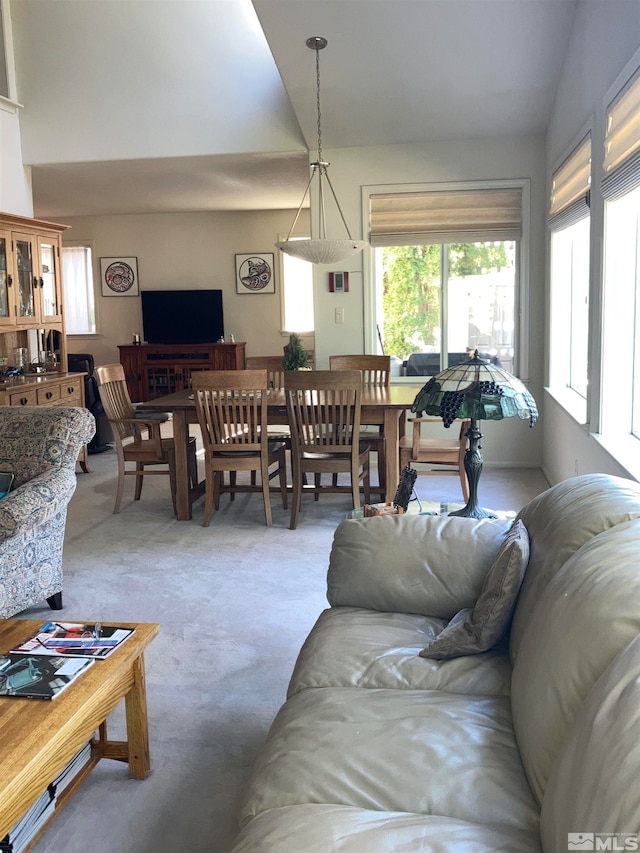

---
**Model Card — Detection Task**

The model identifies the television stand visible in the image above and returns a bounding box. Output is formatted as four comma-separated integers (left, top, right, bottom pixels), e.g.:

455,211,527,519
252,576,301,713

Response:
118,342,246,402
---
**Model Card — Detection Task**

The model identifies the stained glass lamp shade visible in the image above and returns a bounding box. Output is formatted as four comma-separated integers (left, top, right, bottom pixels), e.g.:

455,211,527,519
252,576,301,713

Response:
411,350,538,518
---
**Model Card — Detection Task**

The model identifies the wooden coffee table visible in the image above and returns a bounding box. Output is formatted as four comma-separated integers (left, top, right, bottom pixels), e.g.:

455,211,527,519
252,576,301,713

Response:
0,619,159,846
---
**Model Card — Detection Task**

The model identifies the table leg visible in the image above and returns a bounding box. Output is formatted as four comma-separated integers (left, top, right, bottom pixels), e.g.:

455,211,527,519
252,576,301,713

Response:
171,409,192,520
383,409,401,503
124,654,151,780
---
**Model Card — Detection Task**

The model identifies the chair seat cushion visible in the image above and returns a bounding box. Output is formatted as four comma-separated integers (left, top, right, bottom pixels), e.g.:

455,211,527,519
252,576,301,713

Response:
287,606,512,697
239,687,539,832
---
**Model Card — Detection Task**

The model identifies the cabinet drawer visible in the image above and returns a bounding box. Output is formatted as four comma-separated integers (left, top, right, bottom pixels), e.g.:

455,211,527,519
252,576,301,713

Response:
9,388,37,406
61,380,82,404
37,384,62,405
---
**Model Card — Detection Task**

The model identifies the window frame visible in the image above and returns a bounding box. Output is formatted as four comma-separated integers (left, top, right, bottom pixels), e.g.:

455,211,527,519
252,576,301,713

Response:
62,241,99,336
362,179,530,382
277,233,315,336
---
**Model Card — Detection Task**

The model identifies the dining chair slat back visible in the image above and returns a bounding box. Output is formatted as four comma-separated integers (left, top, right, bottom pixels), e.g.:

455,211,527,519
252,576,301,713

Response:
245,356,285,390
329,354,391,497
95,362,196,515
329,354,391,388
191,370,287,527
284,369,371,529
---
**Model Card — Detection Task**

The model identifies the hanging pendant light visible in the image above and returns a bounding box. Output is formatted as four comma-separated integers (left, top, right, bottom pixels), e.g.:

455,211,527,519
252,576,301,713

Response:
276,37,368,265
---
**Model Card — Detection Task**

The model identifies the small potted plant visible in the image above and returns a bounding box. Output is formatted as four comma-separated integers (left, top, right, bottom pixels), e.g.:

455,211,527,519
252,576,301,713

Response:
282,333,309,370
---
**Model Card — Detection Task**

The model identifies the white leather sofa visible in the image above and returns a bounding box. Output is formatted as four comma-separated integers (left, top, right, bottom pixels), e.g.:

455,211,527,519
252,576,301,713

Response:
231,473,640,852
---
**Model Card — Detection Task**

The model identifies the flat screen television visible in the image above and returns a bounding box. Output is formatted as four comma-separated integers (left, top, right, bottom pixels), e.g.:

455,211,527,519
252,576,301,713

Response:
141,289,224,344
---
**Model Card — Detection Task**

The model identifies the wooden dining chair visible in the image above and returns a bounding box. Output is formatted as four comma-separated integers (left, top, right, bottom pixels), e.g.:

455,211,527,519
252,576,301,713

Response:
398,417,471,502
191,370,288,527
245,355,291,452
329,354,390,497
95,363,197,514
245,355,285,389
285,369,371,530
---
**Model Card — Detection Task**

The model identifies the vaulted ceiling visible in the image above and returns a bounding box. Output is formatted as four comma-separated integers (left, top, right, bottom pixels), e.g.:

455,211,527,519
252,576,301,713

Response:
11,0,578,219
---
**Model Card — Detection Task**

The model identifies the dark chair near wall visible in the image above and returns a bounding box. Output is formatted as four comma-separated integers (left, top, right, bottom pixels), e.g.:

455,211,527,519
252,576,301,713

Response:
67,353,112,452
405,351,502,377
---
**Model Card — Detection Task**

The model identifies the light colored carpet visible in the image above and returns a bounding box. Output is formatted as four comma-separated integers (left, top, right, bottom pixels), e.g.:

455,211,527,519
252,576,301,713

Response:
18,442,548,853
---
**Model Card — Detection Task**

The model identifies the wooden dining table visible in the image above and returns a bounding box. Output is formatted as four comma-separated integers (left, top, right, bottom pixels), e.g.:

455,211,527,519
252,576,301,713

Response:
137,384,425,520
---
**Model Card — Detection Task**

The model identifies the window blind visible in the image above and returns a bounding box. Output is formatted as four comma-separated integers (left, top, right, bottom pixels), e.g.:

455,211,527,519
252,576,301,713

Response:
549,135,591,230
369,187,522,247
602,67,640,200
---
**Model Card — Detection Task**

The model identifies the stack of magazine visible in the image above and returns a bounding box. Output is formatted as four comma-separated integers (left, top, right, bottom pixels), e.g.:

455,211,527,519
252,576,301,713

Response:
0,622,134,700
0,741,92,853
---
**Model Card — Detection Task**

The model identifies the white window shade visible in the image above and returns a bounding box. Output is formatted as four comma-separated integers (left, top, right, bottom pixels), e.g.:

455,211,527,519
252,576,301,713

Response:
369,188,522,247
603,67,640,200
604,68,640,174
549,135,591,228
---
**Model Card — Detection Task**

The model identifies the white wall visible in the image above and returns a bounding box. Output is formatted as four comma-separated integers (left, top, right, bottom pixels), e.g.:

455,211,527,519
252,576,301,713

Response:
10,0,304,165
309,135,547,468
63,208,309,367
0,106,32,214
544,0,640,485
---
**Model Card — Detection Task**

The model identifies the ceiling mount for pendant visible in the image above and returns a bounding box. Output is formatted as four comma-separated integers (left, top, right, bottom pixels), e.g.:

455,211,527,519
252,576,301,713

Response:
275,36,368,266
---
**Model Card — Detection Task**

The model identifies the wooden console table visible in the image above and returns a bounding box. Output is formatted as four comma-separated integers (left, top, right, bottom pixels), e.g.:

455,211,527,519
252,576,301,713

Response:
0,619,159,847
119,342,246,402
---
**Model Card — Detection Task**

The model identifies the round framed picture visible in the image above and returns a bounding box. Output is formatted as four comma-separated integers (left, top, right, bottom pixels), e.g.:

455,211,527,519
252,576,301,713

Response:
100,257,139,296
235,253,276,294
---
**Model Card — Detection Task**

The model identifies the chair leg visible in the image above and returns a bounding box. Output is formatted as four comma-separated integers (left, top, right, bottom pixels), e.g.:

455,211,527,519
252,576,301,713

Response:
230,471,236,501
289,455,302,530
279,452,288,509
134,462,144,501
188,441,198,490
351,459,361,510
260,458,273,527
167,454,177,515
214,470,222,511
363,456,371,505
202,466,215,527
377,440,386,489
314,472,321,501
113,463,126,514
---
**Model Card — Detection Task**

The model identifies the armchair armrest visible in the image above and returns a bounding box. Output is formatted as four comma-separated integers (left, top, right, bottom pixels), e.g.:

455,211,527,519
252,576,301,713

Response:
0,467,77,543
327,514,511,617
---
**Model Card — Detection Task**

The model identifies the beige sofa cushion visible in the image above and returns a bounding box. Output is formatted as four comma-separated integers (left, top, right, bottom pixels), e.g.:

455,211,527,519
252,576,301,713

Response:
232,804,542,852
420,519,529,660
287,607,512,698
540,634,640,852
511,520,640,805
511,473,640,660
240,686,539,833
328,515,511,618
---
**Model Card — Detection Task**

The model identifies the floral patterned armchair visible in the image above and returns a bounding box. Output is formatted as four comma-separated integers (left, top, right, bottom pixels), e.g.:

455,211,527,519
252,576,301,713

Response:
0,406,95,617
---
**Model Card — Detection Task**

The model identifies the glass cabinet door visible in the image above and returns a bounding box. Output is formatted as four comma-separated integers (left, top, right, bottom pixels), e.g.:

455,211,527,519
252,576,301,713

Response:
38,238,62,321
0,232,13,325
14,233,37,320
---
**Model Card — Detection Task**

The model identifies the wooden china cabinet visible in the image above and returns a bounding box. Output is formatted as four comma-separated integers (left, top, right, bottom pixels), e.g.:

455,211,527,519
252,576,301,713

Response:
0,211,89,470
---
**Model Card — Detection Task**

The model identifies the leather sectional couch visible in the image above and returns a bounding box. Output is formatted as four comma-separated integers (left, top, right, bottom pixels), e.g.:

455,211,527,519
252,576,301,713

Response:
231,473,640,851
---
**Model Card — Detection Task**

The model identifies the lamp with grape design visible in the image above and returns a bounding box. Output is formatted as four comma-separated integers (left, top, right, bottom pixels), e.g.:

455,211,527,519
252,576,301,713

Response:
411,350,538,518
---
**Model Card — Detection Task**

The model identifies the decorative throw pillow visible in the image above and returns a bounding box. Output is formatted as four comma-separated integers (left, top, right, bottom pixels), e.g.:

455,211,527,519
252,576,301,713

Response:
419,518,529,660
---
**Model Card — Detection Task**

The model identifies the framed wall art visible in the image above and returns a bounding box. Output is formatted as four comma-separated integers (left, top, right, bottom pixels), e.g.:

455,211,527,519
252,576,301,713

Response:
100,257,139,297
235,253,275,294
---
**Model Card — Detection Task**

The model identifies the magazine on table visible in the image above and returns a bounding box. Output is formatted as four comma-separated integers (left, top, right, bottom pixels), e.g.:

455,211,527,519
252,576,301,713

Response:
0,653,95,700
10,621,134,660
